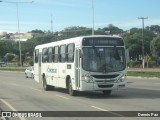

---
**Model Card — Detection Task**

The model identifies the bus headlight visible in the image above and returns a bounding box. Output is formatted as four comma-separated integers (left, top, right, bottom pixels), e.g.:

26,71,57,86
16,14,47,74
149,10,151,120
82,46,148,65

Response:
82,74,94,83
117,76,126,83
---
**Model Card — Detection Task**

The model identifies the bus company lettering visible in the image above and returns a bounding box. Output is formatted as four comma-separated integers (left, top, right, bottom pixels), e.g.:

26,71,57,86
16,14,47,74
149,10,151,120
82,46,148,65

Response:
47,67,57,73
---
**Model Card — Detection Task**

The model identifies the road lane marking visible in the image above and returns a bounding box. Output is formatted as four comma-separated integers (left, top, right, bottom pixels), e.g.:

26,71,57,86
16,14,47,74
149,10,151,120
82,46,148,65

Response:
31,88,43,92
0,98,27,120
0,99,17,111
91,106,109,111
31,88,69,99
91,106,124,117
55,94,69,99
11,83,20,86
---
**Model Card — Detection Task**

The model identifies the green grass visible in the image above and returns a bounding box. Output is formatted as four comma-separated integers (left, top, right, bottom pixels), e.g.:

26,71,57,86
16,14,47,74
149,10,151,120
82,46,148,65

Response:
128,71,160,78
0,67,26,72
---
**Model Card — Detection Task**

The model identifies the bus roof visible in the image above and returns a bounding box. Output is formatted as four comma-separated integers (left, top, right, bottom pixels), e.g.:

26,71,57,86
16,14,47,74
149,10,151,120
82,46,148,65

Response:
35,35,122,49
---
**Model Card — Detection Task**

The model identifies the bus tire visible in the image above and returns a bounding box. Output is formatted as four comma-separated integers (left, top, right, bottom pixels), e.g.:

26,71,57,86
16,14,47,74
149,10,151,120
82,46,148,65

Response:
68,79,77,96
43,76,54,91
25,73,28,78
102,90,111,95
31,73,34,79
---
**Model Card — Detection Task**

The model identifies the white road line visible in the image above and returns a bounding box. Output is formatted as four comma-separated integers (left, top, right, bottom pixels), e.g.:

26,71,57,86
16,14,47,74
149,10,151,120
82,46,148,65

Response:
30,88,43,92
91,106,109,111
55,94,69,99
0,99,27,120
11,83,20,86
91,106,124,117
31,88,69,99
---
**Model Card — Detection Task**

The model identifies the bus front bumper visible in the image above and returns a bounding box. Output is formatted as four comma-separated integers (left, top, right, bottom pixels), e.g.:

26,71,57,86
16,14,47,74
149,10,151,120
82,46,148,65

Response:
80,80,127,91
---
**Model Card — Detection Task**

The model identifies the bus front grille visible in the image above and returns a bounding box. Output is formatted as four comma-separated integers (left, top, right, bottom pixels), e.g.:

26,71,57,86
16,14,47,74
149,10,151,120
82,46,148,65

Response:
95,79,115,83
98,84,113,88
91,74,119,79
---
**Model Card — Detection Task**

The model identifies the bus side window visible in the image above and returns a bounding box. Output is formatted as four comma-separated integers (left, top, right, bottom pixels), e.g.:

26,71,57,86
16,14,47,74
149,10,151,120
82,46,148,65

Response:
60,45,66,63
52,47,54,62
53,46,59,63
67,43,74,62
42,48,48,63
34,49,39,63
48,47,53,63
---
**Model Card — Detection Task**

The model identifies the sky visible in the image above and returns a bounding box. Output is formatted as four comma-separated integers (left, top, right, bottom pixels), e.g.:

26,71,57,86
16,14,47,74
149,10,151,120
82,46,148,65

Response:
0,0,160,33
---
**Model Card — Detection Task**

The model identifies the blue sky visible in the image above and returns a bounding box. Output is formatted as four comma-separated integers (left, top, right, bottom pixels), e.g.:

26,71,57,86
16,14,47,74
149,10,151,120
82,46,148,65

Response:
0,0,160,33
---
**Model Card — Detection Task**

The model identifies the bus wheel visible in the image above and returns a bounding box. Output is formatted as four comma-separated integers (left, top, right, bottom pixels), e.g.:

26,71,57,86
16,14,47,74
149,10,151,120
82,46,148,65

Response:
25,73,28,78
31,73,34,79
43,76,55,91
102,90,111,95
68,79,77,96
43,76,48,90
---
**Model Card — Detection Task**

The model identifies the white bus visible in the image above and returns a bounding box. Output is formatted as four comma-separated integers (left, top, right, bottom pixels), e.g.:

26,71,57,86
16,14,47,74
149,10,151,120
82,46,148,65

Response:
34,35,128,96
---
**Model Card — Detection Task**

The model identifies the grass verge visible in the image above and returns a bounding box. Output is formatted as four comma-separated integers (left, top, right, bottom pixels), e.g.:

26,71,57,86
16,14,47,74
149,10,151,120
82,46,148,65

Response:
128,71,160,78
0,67,26,72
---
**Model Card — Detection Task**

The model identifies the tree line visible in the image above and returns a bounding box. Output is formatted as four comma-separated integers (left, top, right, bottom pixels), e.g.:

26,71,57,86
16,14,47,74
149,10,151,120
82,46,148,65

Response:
0,24,160,67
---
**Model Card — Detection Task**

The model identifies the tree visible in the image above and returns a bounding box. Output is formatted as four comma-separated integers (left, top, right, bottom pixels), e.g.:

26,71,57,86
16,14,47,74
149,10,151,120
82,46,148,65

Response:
102,24,123,35
4,53,15,62
28,29,45,34
59,26,92,39
0,40,14,58
123,28,142,60
149,25,160,35
122,28,155,60
150,36,160,65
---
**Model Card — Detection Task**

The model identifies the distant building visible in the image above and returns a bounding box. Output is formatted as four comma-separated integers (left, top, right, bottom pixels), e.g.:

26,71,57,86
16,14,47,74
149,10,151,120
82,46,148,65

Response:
0,32,7,36
0,32,33,41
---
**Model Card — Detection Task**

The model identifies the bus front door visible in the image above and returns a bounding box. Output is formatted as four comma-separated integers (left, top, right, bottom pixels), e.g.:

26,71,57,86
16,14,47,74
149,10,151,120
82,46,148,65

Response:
38,53,42,83
75,49,81,89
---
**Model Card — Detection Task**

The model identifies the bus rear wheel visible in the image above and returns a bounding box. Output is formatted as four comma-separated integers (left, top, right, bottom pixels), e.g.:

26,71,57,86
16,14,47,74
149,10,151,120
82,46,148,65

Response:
68,79,77,96
102,90,111,95
43,76,54,91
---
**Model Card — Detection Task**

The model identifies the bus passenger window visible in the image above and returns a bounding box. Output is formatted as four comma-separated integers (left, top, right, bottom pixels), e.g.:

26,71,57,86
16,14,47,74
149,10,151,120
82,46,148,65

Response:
67,44,74,62
34,49,39,63
53,46,59,63
42,48,48,63
48,47,53,63
60,45,66,62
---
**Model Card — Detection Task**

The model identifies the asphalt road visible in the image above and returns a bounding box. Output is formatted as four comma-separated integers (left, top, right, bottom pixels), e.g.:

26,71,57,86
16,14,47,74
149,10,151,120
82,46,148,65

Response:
0,71,160,120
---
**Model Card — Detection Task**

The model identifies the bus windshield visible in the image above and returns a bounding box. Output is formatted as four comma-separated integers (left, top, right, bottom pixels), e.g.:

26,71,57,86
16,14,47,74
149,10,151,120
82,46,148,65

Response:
82,47,126,72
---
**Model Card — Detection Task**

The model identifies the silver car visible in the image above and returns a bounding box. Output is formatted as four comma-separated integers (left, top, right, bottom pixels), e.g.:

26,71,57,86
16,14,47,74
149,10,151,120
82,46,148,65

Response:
25,66,34,78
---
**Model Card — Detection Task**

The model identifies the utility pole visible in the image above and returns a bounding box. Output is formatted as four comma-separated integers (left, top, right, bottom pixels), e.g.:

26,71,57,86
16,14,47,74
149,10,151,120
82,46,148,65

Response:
138,17,148,69
92,0,95,35
51,13,53,33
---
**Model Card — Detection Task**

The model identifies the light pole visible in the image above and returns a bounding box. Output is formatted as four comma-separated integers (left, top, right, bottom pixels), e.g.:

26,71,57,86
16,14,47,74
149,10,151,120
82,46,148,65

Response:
138,17,148,69
0,0,34,67
92,0,95,35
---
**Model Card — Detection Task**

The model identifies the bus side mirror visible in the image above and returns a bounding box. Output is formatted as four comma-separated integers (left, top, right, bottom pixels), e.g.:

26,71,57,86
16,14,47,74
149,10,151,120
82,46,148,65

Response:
126,49,130,63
